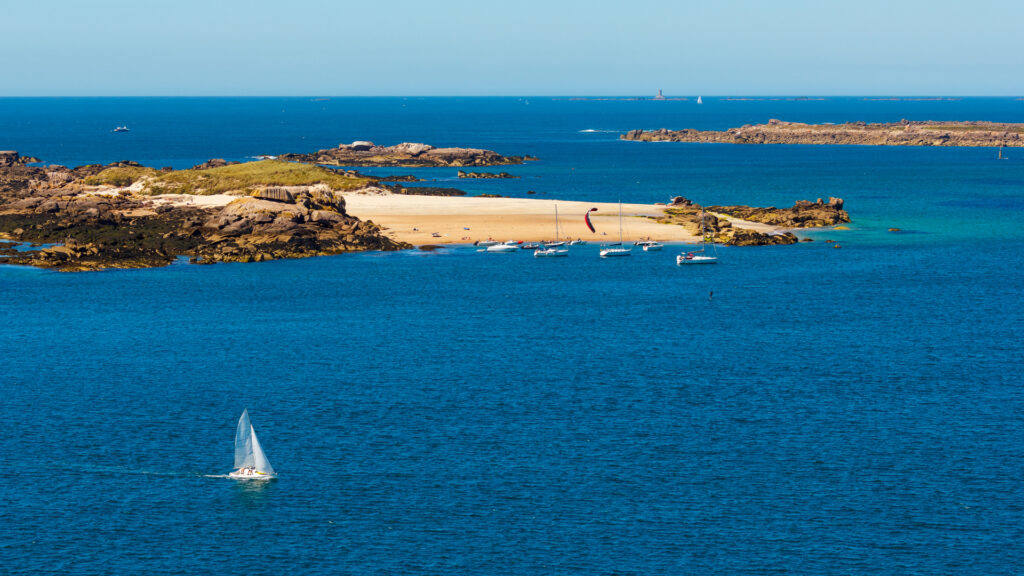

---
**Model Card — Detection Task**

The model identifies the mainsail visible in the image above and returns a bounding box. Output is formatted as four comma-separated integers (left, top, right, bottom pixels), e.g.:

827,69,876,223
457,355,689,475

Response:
234,409,254,469
234,409,274,474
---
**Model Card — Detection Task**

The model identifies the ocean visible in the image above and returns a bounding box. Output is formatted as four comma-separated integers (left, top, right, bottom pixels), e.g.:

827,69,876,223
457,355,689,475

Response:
1,97,1023,574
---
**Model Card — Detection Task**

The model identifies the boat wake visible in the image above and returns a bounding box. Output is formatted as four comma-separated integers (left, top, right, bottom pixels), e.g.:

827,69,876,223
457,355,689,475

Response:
579,129,619,133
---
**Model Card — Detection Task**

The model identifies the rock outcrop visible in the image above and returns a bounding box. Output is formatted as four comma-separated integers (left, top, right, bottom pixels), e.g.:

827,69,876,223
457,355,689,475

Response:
656,197,846,246
622,120,1024,147
706,197,849,228
191,158,240,170
457,170,519,179
278,141,531,167
0,158,408,271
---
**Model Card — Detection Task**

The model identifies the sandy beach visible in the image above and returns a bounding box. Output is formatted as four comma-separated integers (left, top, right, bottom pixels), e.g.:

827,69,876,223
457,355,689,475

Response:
143,190,781,246
341,194,750,245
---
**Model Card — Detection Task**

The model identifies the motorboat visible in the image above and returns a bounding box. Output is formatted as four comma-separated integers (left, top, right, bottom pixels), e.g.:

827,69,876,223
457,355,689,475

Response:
486,244,519,253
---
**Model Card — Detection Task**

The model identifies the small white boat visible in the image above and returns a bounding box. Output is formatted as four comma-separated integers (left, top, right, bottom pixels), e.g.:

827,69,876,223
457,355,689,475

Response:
229,409,276,480
112,126,130,133
486,244,519,253
476,240,499,247
600,247,632,257
696,96,703,105
535,247,569,257
569,239,587,246
600,202,632,258
642,242,664,251
676,252,717,264
543,241,566,248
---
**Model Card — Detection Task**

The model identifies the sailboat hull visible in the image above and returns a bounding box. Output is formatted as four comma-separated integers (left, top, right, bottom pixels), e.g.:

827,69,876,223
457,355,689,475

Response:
600,248,632,257
229,469,277,480
677,255,717,265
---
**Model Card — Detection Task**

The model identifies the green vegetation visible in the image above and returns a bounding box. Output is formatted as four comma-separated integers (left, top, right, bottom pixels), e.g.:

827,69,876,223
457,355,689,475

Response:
82,166,161,187
85,160,370,195
920,124,1024,133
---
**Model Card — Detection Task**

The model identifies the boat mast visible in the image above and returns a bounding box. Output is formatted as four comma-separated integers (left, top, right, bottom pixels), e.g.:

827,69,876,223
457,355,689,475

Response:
618,201,623,243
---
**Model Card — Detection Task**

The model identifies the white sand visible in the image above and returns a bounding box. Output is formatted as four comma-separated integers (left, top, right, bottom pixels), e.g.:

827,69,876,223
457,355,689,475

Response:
341,195,697,245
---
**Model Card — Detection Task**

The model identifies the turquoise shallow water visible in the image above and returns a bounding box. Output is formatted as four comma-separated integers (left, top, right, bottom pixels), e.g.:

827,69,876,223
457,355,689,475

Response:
1,98,1023,574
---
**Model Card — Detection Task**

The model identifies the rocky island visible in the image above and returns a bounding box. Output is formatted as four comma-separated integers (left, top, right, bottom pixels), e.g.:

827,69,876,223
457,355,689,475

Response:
278,141,533,167
457,170,519,179
622,119,1024,147
1,146,853,271
0,153,407,271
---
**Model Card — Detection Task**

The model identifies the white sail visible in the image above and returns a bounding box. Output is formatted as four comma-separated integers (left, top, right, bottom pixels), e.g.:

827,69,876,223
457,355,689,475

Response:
234,409,254,470
250,425,275,475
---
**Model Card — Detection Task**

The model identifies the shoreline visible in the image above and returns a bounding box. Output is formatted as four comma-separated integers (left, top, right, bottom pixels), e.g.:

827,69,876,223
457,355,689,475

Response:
337,194,780,245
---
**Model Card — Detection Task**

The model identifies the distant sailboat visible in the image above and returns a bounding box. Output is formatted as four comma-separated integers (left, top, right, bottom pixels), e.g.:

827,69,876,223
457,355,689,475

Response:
229,409,276,480
998,146,1006,160
696,96,703,105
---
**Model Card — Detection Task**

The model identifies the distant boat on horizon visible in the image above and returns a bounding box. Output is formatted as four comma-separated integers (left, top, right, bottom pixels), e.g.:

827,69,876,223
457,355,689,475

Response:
998,146,1007,160
696,96,703,104
112,126,129,133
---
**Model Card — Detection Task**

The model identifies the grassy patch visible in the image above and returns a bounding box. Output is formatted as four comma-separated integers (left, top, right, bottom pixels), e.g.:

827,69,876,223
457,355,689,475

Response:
82,166,161,187
919,124,1024,134
84,160,370,195
150,161,370,195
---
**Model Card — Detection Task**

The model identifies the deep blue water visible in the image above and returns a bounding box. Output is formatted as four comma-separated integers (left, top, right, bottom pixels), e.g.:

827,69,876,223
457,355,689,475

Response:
1,98,1023,575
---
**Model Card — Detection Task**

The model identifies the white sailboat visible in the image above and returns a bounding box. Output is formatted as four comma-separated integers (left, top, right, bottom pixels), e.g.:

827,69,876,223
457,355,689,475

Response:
696,96,703,105
229,409,277,480
600,202,632,258
677,208,718,265
998,146,1007,160
641,241,664,251
536,204,569,257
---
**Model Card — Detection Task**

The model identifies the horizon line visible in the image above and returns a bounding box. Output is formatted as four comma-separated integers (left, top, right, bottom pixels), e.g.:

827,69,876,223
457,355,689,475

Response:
2,94,1023,99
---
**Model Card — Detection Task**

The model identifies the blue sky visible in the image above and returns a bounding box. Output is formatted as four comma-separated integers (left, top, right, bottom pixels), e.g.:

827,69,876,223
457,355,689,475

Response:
3,0,1021,96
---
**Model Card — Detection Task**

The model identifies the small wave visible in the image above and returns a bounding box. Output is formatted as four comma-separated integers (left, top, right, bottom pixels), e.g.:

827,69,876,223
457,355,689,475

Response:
579,129,618,133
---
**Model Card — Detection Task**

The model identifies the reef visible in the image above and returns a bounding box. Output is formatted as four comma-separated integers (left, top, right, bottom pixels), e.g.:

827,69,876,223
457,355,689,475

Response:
457,170,519,179
278,141,533,167
622,120,1024,147
656,196,848,246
